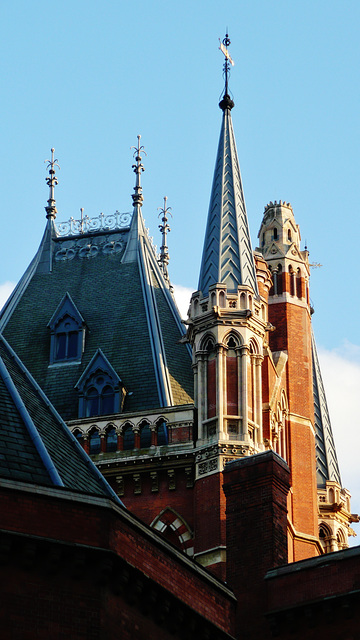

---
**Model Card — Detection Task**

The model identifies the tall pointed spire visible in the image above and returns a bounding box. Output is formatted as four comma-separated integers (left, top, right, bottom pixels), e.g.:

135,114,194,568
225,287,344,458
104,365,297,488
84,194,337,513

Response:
45,148,59,219
198,35,258,296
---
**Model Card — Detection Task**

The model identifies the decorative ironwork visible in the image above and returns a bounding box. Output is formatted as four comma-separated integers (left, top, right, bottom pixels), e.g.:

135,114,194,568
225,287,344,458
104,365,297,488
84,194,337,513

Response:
55,211,133,237
218,34,235,111
158,196,172,281
45,148,60,220
131,134,146,207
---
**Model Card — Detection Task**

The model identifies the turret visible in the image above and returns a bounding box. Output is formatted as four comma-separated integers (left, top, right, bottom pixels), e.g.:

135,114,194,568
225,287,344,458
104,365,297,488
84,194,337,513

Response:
258,200,320,561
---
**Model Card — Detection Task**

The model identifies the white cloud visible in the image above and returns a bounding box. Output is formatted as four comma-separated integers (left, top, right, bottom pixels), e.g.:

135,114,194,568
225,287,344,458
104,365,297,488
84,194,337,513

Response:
172,284,193,319
0,281,15,310
317,343,360,529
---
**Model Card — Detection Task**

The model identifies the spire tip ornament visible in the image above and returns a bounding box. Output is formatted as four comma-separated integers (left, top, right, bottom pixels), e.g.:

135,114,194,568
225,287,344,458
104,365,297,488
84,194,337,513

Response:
158,196,172,283
218,33,235,111
131,134,146,207
45,148,60,219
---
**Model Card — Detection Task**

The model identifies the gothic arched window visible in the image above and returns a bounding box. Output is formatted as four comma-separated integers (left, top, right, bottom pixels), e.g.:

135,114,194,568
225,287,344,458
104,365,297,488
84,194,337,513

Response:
157,420,168,446
105,425,117,452
76,349,126,419
48,293,85,365
123,423,135,451
140,422,151,448
89,427,101,455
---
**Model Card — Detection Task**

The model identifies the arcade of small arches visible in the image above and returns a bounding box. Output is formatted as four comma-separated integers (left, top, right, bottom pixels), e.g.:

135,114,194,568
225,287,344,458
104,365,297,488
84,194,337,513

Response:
196,331,264,446
72,418,169,455
269,263,309,303
268,394,288,462
319,522,348,553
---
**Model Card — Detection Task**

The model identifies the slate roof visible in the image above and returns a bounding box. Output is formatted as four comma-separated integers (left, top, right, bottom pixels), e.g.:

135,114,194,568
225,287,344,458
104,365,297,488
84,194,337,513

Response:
0,205,193,422
312,329,341,488
198,97,259,297
0,335,121,499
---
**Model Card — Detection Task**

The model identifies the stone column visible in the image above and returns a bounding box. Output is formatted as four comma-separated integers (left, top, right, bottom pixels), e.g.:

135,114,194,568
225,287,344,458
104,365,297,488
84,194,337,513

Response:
240,346,249,440
216,345,225,439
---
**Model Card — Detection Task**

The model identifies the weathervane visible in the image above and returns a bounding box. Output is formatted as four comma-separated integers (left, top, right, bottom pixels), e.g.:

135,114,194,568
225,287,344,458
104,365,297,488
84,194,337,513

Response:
218,33,235,109
131,135,147,207
158,196,172,283
45,148,60,219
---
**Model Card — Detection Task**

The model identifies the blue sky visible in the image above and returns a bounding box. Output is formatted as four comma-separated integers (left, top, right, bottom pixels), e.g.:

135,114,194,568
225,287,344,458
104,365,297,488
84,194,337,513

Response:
1,1,360,524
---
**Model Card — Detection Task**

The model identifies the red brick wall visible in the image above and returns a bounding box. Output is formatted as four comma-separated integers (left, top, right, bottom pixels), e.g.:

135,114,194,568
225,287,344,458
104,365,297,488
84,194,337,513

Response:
224,451,290,639
266,548,360,639
0,485,234,635
268,300,318,558
194,472,227,580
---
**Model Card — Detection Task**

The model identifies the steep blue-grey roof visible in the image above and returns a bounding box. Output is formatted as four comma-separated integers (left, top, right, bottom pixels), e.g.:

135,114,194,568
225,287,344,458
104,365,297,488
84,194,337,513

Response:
0,201,193,419
0,334,122,500
198,98,258,296
312,329,341,488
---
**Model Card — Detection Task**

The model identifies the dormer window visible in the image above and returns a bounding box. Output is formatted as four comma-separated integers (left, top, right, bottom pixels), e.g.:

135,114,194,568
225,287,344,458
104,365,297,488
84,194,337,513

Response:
76,349,126,418
48,293,85,365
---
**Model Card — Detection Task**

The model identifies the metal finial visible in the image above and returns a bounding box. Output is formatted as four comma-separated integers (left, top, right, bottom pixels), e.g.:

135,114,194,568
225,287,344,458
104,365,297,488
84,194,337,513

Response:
131,135,147,207
44,148,60,219
218,33,235,111
158,196,172,282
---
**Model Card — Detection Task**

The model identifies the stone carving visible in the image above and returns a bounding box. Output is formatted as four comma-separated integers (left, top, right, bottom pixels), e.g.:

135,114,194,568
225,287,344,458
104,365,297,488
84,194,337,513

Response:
54,236,124,261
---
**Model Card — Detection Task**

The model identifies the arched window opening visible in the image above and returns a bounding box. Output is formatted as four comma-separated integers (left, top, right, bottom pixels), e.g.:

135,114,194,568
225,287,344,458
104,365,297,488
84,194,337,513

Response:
273,227,278,240
73,429,83,445
106,425,117,452
123,424,135,451
89,428,101,455
86,387,99,418
157,420,168,446
240,292,246,309
226,337,238,416
219,291,226,308
206,340,216,420
151,509,193,556
140,422,151,448
319,524,332,553
289,266,295,296
328,487,335,503
227,336,237,349
288,229,292,241
55,318,79,360
48,293,85,365
101,385,115,415
76,349,125,419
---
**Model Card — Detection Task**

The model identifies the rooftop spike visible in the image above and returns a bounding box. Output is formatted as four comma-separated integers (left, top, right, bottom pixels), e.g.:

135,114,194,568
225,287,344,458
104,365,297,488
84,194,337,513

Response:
45,148,60,219
218,33,235,111
131,134,146,207
158,196,172,284
122,135,147,264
